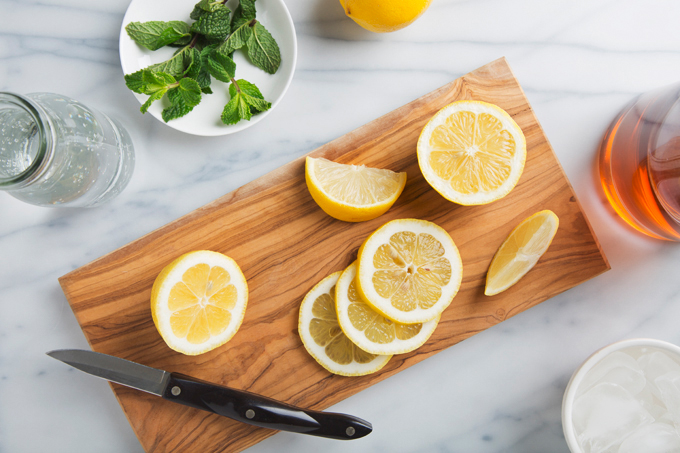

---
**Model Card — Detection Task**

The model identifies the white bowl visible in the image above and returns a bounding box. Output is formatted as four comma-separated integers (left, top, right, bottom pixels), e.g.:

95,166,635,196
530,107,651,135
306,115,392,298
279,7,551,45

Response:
562,338,680,452
119,0,297,136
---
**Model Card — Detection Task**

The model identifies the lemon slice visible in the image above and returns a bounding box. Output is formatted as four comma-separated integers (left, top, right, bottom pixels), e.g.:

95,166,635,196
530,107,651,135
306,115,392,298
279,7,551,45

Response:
298,271,391,376
150,250,248,356
485,210,559,296
305,156,407,222
336,261,439,355
356,219,463,324
417,100,526,205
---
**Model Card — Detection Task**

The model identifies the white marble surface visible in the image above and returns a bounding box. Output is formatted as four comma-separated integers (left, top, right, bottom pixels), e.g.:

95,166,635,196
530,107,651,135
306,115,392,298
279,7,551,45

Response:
2,0,680,451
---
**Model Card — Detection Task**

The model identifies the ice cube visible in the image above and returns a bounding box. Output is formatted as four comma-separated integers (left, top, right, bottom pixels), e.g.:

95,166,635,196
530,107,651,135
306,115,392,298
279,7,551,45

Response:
636,383,668,420
638,351,680,399
655,372,680,425
578,351,646,397
618,423,680,453
573,382,654,453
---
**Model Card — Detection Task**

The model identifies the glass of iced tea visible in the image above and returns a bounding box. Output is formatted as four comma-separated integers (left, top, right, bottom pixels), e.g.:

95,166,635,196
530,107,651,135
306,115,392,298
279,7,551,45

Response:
599,83,680,241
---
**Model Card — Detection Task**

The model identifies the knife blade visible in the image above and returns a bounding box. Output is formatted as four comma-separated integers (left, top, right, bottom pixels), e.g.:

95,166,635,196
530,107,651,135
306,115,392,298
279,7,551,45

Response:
47,349,372,440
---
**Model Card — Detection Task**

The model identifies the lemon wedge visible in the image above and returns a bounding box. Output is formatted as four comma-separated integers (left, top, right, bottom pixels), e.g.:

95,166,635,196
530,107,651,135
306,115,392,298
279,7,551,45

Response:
298,271,391,376
356,219,463,324
150,250,248,356
485,210,559,296
339,0,432,33
417,100,526,205
305,156,407,222
336,262,439,355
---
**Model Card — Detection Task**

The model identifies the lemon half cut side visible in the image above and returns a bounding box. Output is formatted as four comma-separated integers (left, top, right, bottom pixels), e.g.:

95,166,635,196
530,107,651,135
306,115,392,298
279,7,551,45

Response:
150,250,248,356
417,100,526,206
485,210,559,296
356,219,463,324
298,271,391,376
336,262,440,355
305,156,407,222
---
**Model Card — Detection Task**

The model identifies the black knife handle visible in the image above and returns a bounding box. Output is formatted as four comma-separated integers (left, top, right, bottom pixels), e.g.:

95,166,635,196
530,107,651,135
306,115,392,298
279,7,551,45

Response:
162,373,372,440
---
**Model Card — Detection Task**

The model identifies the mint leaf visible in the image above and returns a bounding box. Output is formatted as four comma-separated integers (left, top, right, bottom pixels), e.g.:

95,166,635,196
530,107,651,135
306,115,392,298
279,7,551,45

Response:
190,0,226,17
161,102,192,123
148,46,193,77
124,70,146,94
140,91,164,114
141,71,176,93
124,69,175,95
206,49,236,83
221,91,251,125
162,78,202,122
231,79,271,113
216,21,252,55
125,21,191,51
190,4,231,41
183,45,215,93
169,78,202,107
182,47,202,79
231,0,256,28
246,22,281,74
124,70,177,114
221,79,271,124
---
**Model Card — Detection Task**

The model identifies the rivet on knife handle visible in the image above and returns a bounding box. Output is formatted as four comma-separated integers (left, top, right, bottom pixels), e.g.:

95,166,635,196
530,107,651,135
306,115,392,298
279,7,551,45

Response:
164,373,372,440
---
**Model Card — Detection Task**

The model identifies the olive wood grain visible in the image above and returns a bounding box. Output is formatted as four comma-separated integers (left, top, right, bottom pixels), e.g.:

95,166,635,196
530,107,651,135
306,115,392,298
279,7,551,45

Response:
59,57,609,453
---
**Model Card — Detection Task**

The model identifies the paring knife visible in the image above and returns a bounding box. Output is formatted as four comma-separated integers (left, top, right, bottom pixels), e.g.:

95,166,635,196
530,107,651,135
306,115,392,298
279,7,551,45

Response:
47,349,372,440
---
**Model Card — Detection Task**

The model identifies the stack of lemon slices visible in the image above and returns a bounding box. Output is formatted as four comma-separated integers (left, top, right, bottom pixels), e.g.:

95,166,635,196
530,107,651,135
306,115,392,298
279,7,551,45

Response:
300,100,560,375
298,218,463,376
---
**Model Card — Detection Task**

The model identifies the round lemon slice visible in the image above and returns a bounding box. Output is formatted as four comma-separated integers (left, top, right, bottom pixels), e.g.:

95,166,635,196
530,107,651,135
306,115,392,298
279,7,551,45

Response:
336,262,439,355
356,219,463,324
485,210,559,296
305,156,407,222
298,271,391,376
417,100,526,205
150,250,248,356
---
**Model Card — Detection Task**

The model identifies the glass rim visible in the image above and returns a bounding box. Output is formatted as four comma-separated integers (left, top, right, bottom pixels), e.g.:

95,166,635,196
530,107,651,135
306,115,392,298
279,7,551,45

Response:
0,92,51,188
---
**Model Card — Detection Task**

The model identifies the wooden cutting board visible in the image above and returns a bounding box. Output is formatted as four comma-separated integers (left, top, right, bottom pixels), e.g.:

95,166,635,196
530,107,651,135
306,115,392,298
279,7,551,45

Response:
59,57,609,452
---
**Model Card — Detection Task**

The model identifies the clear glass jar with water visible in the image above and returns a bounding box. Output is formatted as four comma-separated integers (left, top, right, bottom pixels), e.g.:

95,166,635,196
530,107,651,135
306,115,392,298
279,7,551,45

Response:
0,92,135,207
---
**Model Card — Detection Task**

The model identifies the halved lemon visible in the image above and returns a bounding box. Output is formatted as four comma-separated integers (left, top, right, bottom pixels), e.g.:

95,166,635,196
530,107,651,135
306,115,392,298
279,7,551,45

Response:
417,100,526,205
485,210,559,296
150,250,248,356
356,219,463,324
305,156,407,222
299,271,391,376
336,261,439,355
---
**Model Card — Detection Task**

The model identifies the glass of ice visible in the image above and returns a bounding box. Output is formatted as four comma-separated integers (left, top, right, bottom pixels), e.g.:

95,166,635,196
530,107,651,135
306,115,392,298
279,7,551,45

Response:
562,338,680,453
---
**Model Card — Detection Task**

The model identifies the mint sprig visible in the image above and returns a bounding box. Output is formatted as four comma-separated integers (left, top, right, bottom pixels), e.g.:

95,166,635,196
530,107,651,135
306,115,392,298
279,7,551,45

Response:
124,0,280,125
221,79,271,125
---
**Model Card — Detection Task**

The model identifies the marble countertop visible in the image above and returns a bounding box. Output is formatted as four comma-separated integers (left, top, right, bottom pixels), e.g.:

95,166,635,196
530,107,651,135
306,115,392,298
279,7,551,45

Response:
2,0,680,451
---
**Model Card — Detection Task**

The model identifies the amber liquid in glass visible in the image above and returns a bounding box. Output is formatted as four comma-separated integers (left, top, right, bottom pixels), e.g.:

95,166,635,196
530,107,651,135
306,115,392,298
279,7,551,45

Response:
598,87,680,241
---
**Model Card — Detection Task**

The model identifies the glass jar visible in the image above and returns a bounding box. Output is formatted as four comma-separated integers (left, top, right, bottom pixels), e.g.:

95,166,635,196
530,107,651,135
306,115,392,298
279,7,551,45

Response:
0,92,135,207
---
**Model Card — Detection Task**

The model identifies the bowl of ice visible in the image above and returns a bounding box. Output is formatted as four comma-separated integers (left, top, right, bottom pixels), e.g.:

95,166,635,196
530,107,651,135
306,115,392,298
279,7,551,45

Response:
562,338,680,453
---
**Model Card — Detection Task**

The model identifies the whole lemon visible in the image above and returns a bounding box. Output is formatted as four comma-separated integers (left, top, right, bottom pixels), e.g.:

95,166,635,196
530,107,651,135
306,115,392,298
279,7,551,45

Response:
339,0,432,33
